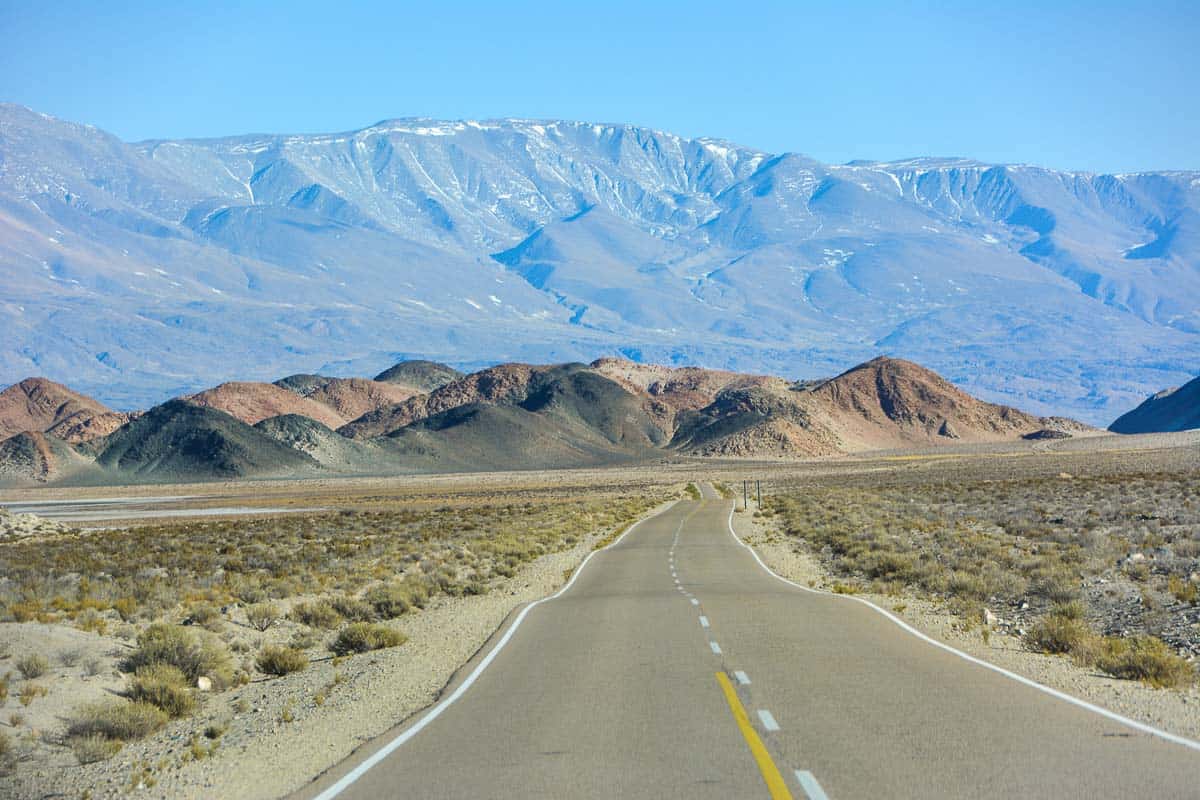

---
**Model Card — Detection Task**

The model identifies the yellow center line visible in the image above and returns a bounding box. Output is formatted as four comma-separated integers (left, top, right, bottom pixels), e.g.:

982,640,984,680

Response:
715,671,794,800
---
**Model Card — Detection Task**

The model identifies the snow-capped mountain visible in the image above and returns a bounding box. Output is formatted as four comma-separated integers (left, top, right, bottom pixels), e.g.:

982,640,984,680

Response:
1,103,1196,423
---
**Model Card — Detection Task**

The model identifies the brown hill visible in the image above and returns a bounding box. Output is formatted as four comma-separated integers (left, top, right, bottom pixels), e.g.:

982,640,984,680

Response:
0,430,93,484
812,356,1054,450
46,408,142,444
340,363,548,439
274,375,416,422
183,382,348,430
590,358,781,411
0,377,131,443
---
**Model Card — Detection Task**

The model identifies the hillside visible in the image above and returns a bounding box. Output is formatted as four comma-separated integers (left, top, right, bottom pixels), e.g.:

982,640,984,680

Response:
96,400,319,480
183,382,348,429
0,430,95,484
1109,376,1200,433
0,377,130,442
274,375,416,422
2,104,1198,424
0,354,1105,485
373,361,463,393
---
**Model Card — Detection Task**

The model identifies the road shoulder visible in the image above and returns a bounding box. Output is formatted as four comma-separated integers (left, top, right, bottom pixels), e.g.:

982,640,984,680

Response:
730,506,1200,743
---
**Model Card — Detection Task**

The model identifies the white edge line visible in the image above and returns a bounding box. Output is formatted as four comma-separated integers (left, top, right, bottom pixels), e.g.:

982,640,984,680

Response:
725,505,1200,754
311,500,680,799
794,769,830,800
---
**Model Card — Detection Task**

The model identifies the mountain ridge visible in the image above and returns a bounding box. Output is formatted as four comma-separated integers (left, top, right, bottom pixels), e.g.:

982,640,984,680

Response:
3,104,1197,424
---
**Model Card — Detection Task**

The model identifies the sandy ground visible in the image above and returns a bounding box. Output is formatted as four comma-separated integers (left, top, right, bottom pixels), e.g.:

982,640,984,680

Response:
730,505,1200,742
0,500,675,799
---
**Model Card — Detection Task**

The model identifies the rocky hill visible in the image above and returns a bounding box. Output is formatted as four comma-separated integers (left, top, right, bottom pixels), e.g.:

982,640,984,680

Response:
0,430,96,483
1109,376,1200,434
373,361,463,393
96,400,319,480
274,375,416,422
0,355,1105,485
0,377,133,442
183,382,348,430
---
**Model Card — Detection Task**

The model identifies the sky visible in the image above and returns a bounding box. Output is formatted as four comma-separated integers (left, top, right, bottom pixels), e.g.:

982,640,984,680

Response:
1,1,1197,172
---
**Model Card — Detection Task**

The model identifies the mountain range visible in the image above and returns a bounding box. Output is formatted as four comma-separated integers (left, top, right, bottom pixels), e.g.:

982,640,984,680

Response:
0,356,1103,485
1,103,1197,424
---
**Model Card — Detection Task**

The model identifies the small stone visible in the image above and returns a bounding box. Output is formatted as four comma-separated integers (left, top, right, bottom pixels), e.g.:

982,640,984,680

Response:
982,608,999,627
197,676,213,692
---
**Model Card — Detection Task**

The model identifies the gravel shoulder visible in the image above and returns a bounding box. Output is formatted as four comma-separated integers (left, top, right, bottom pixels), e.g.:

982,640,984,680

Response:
730,506,1200,742
1,501,674,799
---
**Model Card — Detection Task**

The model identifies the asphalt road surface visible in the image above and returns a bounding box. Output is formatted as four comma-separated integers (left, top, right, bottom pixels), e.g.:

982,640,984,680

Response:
300,484,1200,799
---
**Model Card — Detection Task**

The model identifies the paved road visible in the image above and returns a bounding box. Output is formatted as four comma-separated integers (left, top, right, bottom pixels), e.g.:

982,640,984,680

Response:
301,485,1200,799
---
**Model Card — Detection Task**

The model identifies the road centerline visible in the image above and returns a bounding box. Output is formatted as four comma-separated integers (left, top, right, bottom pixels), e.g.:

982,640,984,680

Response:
715,672,794,800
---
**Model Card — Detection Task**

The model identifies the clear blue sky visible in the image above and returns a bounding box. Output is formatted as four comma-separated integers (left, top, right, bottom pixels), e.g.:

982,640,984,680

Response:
2,1,1196,172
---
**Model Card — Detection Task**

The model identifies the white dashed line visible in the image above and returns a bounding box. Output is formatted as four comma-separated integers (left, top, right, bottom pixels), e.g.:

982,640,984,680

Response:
690,598,699,606
710,641,722,655
757,709,780,731
699,616,710,628
734,670,750,685
795,770,830,800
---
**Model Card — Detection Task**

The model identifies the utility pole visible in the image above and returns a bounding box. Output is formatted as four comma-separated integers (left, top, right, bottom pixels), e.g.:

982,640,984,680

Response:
756,480,761,508
743,480,748,511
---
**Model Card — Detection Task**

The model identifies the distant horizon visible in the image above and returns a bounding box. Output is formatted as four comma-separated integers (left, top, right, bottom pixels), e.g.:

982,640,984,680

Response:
2,2,1195,174
9,100,1198,178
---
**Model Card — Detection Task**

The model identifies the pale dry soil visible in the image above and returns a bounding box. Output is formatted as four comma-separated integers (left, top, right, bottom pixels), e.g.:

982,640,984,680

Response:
0,501,673,800
732,506,1200,741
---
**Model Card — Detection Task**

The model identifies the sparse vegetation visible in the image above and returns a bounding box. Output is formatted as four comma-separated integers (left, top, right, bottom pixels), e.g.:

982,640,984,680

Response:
767,468,1200,688
246,602,281,632
128,664,196,718
121,623,234,689
67,700,168,742
69,733,122,764
256,645,308,676
289,600,341,629
15,654,47,680
329,623,406,656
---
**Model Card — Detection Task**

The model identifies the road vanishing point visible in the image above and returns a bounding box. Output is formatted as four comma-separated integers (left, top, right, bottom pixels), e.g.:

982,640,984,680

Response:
299,484,1200,799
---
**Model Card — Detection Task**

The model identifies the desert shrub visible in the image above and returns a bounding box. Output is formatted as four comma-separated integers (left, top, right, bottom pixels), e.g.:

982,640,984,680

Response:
16,653,48,680
1168,575,1198,605
330,595,374,622
685,483,701,501
246,602,281,632
59,647,84,668
1095,636,1196,688
366,578,432,619
186,603,224,630
289,600,341,629
289,629,319,650
18,684,46,706
256,645,309,676
69,733,122,763
128,664,196,718
1024,613,1093,655
67,700,167,741
76,608,107,635
121,623,234,688
329,623,407,656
